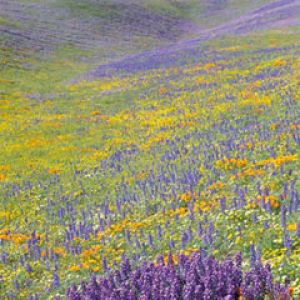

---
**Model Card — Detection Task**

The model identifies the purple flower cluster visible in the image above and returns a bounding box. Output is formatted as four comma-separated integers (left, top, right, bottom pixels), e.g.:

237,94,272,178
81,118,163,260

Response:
66,251,291,300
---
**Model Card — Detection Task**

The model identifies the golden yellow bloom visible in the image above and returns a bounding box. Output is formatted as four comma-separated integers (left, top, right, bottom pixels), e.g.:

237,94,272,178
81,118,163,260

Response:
91,111,101,116
80,262,89,269
48,168,60,175
0,234,10,241
274,59,286,67
53,247,66,257
159,87,168,95
0,165,10,171
235,236,241,244
69,265,80,272
180,193,191,202
175,207,187,216
287,224,297,231
290,124,297,130
26,139,49,148
93,266,101,272
204,63,215,70
88,259,97,264
11,234,29,245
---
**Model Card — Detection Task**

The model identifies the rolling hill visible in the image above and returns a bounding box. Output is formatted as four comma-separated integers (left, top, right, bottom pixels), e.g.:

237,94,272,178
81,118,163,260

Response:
0,0,299,299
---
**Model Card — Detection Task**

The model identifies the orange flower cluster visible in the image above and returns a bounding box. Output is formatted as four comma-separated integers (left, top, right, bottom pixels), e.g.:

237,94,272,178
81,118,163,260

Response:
0,231,29,245
215,158,248,170
256,195,279,208
255,155,298,167
180,191,198,202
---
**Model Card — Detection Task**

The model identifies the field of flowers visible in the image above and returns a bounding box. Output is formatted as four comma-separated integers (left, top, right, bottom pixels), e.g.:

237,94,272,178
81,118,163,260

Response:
1,1,300,299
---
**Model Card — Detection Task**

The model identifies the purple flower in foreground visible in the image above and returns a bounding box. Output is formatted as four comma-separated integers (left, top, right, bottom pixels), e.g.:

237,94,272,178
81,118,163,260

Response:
52,271,59,289
66,250,290,300
249,244,256,269
25,263,32,273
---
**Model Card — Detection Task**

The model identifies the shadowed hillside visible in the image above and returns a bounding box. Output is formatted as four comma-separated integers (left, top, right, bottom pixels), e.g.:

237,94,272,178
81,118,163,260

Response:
2,0,298,80
2,0,291,66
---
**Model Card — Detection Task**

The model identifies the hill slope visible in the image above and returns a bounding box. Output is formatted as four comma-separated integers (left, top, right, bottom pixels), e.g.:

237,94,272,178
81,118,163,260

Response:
2,0,293,66
0,1,300,299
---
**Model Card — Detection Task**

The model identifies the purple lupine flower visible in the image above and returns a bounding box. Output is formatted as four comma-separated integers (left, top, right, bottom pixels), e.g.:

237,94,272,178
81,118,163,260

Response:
8,291,14,300
281,204,286,228
249,244,256,268
181,231,189,249
169,239,175,249
156,254,164,266
165,220,170,229
197,221,202,237
19,255,24,266
266,199,271,212
256,247,261,262
283,230,292,250
263,220,269,229
133,233,141,248
204,222,214,246
26,263,32,273
252,212,257,224
66,250,290,299
14,280,19,292
157,225,162,240
235,252,242,268
219,196,226,214
265,262,273,292
188,226,193,240
51,271,59,289
1,252,7,264
147,233,154,248
26,279,31,288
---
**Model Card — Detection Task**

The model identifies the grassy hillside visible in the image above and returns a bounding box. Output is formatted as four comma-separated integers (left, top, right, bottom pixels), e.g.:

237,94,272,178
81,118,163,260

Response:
0,0,300,299
2,0,284,68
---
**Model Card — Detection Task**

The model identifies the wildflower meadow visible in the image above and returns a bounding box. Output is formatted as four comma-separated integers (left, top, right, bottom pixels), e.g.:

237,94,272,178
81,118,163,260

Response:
0,0,299,299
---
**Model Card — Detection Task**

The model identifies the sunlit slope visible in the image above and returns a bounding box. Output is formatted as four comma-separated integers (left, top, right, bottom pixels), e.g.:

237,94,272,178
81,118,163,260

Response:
0,31,299,298
1,0,300,299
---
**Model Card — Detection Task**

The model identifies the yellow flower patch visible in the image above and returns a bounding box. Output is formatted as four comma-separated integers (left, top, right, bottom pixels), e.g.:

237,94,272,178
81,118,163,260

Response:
287,224,297,231
69,265,80,272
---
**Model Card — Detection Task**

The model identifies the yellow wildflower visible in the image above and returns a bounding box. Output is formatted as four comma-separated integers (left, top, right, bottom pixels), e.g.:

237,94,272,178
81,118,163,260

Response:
93,266,101,272
159,87,168,95
0,165,10,171
274,59,286,67
80,262,89,269
91,111,101,116
69,265,80,272
88,259,97,265
287,224,297,231
290,124,297,130
48,168,60,175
